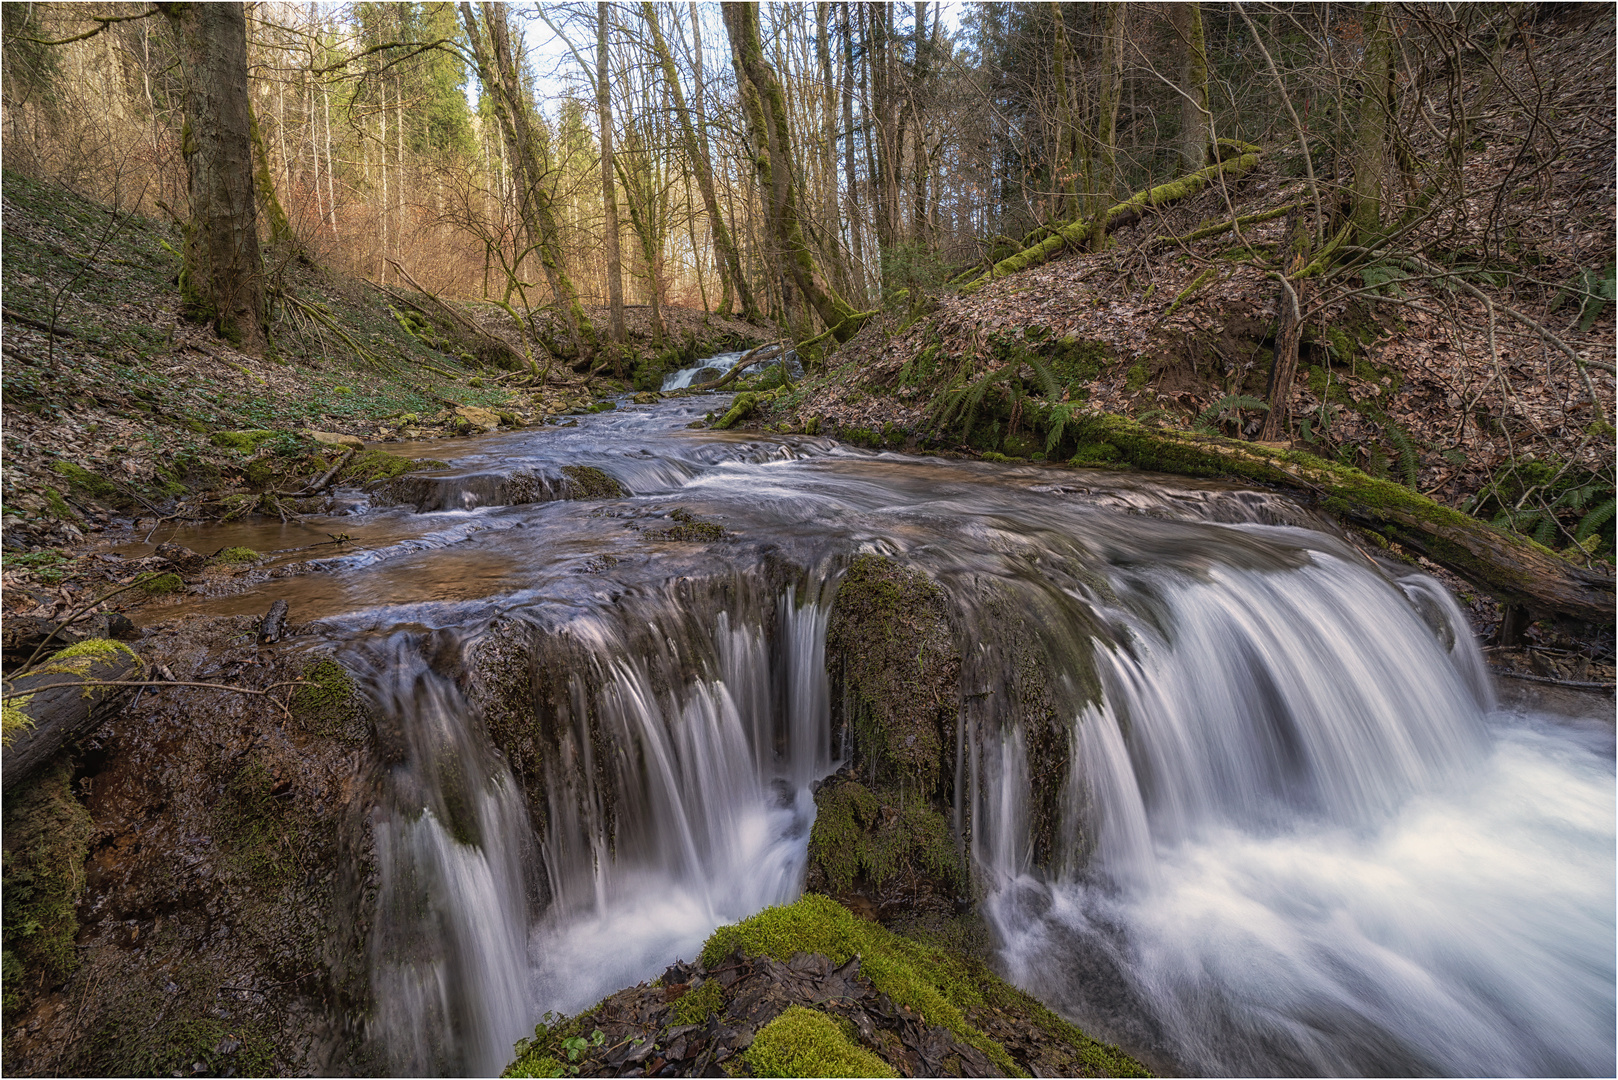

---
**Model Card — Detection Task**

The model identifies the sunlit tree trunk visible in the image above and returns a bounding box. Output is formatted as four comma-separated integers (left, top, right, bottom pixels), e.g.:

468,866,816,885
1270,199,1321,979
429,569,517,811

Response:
1351,2,1394,239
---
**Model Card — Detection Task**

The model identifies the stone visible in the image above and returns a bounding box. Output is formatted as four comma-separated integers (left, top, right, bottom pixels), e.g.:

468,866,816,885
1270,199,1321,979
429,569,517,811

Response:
305,430,365,449
453,406,502,433
154,542,206,574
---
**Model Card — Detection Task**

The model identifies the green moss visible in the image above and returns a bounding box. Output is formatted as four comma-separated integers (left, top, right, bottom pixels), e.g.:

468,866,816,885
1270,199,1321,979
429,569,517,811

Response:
290,659,358,736
213,759,303,888
645,520,727,542
346,449,443,483
1069,442,1122,467
43,487,77,521
668,977,724,1026
136,571,183,595
713,391,762,430
50,460,116,499
89,1014,277,1078
829,556,959,795
561,465,626,499
213,546,262,564
2,760,92,1025
702,895,1147,1078
1125,363,1150,392
809,779,964,895
743,1005,897,1078
208,429,277,452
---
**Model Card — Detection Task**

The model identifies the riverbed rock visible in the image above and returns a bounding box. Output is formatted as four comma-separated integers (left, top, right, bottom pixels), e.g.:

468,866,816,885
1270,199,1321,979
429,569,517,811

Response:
304,429,366,449
453,405,502,433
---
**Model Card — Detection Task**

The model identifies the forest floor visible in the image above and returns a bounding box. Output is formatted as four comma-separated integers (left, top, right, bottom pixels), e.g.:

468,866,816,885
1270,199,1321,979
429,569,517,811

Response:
0,168,767,630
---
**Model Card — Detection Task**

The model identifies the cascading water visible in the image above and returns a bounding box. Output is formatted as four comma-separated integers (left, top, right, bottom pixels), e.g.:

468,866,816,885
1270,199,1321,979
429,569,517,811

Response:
147,388,1612,1077
974,545,1613,1077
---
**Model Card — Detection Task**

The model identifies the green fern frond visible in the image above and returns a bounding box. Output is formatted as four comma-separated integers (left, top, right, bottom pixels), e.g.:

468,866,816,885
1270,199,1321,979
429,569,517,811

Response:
1193,393,1268,434
1576,497,1616,542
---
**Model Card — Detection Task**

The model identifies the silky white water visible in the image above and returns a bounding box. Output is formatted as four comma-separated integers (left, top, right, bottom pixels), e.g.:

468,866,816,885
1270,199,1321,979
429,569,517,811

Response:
981,552,1617,1077
317,396,1614,1077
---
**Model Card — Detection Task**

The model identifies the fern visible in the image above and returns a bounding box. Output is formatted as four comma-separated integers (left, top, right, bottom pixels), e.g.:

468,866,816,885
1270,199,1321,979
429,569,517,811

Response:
1380,416,1419,488
1193,393,1268,434
1023,350,1064,400
1044,402,1078,454
1577,497,1616,542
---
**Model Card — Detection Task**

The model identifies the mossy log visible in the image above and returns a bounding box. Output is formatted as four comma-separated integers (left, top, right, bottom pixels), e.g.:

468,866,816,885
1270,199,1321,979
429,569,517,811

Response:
3,640,143,785
961,153,1263,293
1071,415,1615,624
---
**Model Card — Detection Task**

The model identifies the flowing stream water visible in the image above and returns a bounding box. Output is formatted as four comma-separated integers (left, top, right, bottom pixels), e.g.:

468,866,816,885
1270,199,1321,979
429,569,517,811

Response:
131,384,1615,1077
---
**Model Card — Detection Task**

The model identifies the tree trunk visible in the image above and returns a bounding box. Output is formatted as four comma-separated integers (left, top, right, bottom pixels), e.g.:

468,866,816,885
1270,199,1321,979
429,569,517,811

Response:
1088,1,1126,243
722,1,863,342
460,1,596,359
1174,2,1211,173
159,2,266,354
644,1,757,321
1259,212,1312,441
840,2,867,304
1351,2,1395,239
1048,3,1080,221
598,3,626,352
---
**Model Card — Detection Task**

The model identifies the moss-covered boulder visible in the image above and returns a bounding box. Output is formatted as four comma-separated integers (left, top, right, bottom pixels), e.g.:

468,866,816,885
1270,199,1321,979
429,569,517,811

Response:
829,556,959,794
502,894,1149,1077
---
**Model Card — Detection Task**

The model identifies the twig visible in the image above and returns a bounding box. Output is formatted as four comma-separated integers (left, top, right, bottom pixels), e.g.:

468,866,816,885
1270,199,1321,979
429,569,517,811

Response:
1,679,315,722
16,578,155,676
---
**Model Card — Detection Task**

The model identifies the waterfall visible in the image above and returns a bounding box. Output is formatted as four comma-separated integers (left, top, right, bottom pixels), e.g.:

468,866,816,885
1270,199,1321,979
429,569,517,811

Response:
357,584,836,1074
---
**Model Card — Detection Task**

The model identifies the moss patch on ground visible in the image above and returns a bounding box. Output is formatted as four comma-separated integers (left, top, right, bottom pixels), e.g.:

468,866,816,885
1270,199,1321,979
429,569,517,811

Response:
1,759,92,1025
345,448,445,483
702,894,1148,1078
743,1005,898,1078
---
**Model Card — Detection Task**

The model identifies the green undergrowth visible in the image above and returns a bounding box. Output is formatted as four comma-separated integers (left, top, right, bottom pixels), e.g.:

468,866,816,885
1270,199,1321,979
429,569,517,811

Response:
743,1005,897,1078
701,894,1148,1078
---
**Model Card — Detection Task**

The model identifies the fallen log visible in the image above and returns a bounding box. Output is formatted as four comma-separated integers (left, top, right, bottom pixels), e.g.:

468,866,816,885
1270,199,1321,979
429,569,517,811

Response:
2,639,143,786
960,152,1263,293
689,342,787,391
1066,413,1615,625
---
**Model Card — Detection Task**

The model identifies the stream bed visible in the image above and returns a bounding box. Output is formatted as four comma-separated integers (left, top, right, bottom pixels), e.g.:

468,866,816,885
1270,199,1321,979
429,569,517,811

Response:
114,390,1615,1077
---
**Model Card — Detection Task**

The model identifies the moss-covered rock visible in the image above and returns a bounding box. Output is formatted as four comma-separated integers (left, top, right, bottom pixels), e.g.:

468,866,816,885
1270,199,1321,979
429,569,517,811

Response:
50,460,117,500
212,546,262,564
744,1005,898,1078
135,571,183,595
1,759,92,1025
713,391,764,430
702,895,1148,1078
561,465,626,499
829,556,959,795
346,448,444,483
808,778,965,899
290,658,363,739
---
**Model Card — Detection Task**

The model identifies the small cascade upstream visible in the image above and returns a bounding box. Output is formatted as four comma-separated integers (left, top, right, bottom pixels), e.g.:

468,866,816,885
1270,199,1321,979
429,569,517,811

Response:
170,390,1606,1078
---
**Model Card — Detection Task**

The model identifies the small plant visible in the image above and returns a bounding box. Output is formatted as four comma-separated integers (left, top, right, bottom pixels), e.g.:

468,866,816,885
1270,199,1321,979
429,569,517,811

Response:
1193,394,1267,434
510,1014,604,1079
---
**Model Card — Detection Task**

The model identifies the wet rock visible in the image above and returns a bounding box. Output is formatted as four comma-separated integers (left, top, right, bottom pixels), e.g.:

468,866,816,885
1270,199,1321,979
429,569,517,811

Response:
155,542,207,574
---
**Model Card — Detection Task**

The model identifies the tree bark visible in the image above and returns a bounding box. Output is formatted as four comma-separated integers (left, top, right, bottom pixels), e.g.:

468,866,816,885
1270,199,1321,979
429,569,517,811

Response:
1090,2,1126,231
598,3,626,349
459,2,596,359
1048,3,1079,221
722,1,862,342
3,644,142,786
159,2,265,354
1351,2,1395,239
643,1,757,321
1259,213,1312,441
1174,2,1211,173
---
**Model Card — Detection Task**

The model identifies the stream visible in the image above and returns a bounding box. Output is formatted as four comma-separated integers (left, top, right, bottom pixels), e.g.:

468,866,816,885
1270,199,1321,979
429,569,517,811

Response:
121,383,1615,1077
